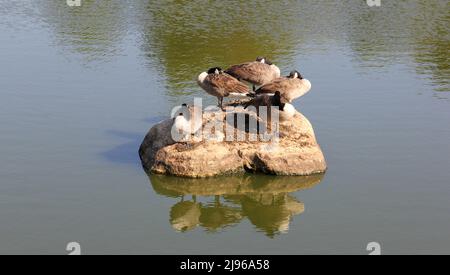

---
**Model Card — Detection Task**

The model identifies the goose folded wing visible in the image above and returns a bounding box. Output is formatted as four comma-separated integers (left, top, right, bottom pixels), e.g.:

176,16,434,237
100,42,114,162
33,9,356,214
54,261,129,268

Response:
220,74,250,94
227,63,268,82
225,63,252,78
256,79,290,94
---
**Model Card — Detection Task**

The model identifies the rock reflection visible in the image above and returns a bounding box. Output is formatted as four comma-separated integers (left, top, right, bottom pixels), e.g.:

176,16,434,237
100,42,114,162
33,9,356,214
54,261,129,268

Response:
149,174,324,237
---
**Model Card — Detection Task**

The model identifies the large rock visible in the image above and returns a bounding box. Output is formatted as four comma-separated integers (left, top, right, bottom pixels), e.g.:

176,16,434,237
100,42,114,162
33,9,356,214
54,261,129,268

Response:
139,108,327,178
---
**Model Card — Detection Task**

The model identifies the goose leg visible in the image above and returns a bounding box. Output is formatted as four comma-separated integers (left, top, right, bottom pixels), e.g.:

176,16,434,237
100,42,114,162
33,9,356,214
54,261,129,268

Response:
218,97,225,111
215,195,220,206
253,84,256,92
267,106,272,132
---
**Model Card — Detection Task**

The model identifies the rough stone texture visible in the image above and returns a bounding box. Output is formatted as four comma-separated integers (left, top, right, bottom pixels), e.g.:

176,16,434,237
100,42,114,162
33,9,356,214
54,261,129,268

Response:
139,108,327,178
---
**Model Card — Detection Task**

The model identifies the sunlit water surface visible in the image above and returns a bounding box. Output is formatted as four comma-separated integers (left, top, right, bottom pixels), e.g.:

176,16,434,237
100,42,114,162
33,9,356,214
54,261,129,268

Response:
0,0,449,254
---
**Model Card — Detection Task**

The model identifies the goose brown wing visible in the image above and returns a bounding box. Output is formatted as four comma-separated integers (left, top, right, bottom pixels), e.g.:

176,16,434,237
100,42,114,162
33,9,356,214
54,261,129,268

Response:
244,95,271,109
226,62,269,84
243,97,258,109
225,62,252,80
255,78,289,94
208,73,250,95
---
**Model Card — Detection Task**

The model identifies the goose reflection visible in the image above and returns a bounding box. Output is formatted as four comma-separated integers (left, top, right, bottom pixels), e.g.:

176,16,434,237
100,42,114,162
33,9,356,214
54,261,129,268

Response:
199,196,243,233
170,200,201,232
148,173,324,237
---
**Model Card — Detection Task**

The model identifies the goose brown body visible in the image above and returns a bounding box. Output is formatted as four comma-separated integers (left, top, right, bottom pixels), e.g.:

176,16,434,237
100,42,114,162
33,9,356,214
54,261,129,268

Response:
244,91,297,124
244,91,286,131
255,71,311,103
225,58,281,87
244,91,285,111
198,67,251,109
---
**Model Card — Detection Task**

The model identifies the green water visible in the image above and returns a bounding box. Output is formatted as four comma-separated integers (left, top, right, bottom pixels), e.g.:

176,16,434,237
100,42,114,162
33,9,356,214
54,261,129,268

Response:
0,0,449,254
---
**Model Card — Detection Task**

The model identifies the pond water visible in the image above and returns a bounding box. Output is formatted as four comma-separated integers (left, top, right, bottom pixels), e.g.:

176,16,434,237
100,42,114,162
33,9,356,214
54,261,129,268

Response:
0,0,449,254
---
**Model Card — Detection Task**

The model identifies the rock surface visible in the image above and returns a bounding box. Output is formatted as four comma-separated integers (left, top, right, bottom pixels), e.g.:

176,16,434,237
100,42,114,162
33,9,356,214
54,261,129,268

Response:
139,108,327,178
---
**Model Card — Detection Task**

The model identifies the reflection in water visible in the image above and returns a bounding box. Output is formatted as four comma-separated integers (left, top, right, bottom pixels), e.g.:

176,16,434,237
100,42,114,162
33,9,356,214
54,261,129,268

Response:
1,0,449,254
134,0,449,95
199,196,243,233
149,174,324,238
240,194,304,237
136,0,302,95
24,0,448,94
170,201,201,232
341,1,450,92
411,1,450,93
37,0,127,63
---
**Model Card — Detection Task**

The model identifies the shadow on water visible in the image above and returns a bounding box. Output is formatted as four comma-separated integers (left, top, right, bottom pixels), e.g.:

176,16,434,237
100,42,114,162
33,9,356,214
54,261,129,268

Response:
142,116,169,125
148,173,325,238
101,130,143,166
101,116,169,165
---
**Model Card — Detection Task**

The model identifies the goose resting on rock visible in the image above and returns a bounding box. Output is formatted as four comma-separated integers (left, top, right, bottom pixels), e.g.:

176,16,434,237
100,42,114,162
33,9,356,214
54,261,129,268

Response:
173,104,203,141
197,67,252,110
255,70,311,103
244,91,296,122
225,56,281,91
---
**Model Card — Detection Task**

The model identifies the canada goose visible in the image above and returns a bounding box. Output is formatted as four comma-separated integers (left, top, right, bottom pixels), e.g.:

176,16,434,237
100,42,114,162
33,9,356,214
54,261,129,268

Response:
173,104,203,142
278,102,296,122
244,91,296,122
244,91,284,112
255,70,311,103
225,57,281,91
244,91,283,132
198,67,251,110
